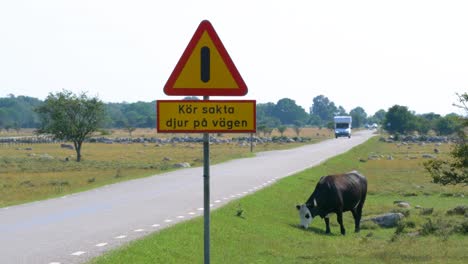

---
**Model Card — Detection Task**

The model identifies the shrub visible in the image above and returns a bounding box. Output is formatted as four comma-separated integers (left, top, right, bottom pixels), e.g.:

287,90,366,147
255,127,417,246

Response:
454,220,468,235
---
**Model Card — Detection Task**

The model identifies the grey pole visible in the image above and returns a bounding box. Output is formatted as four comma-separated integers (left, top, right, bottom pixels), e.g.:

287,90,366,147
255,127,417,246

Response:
203,95,210,264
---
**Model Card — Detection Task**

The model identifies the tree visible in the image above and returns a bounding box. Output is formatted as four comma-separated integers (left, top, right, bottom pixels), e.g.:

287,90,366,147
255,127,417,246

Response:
310,95,338,125
293,120,304,137
368,109,386,125
424,93,467,185
35,90,105,162
0,95,42,128
274,98,308,125
413,115,431,135
125,125,136,137
277,126,287,136
383,105,415,134
435,114,460,136
350,107,367,128
256,102,280,128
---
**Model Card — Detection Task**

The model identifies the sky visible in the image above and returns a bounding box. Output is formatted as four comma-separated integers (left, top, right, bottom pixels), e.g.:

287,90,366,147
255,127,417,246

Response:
1,0,467,116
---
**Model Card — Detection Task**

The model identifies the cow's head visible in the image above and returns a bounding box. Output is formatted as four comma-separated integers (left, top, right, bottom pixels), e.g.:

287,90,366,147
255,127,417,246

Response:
296,202,315,229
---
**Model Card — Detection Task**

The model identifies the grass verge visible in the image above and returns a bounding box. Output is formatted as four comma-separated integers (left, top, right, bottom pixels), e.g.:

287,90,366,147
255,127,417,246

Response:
90,137,467,264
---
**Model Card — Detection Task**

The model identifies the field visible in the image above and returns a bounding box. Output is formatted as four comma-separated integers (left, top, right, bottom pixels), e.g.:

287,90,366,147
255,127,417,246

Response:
89,136,467,264
0,127,332,207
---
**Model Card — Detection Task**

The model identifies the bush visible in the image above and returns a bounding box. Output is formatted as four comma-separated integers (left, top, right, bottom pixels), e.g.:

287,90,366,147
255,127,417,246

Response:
454,220,468,235
420,218,453,237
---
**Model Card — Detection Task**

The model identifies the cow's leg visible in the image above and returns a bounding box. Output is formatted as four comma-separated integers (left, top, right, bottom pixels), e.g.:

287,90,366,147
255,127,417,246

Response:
337,211,345,235
351,209,360,233
324,216,331,234
354,201,364,233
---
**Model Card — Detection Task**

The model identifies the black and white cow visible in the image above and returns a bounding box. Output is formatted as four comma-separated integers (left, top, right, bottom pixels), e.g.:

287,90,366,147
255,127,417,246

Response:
296,171,367,235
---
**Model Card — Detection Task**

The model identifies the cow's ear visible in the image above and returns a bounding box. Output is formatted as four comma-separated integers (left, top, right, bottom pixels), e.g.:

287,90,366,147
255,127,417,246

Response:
296,205,301,210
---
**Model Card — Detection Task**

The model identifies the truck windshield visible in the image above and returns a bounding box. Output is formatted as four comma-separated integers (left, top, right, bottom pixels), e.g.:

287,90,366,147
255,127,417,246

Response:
336,123,349,129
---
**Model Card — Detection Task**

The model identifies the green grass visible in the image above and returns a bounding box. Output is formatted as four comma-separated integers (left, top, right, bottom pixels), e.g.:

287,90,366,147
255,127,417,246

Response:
90,137,467,264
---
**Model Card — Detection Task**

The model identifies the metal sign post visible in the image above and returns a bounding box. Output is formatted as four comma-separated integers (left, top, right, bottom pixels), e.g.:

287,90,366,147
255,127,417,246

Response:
159,20,252,264
203,96,210,264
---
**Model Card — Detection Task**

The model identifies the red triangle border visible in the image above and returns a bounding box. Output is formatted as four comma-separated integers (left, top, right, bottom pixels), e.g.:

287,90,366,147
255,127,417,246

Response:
163,20,248,96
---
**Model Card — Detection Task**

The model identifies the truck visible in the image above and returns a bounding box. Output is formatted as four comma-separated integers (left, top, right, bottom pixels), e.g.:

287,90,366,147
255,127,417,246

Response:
334,116,352,138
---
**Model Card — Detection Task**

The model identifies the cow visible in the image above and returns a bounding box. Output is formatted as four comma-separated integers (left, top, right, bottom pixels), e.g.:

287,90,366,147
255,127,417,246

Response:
296,171,367,235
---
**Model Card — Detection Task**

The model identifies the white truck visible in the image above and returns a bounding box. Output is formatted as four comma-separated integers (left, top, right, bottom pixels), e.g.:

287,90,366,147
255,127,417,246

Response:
334,116,352,138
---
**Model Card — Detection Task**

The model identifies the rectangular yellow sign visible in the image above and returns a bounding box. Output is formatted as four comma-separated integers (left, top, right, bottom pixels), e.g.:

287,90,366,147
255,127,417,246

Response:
157,100,256,133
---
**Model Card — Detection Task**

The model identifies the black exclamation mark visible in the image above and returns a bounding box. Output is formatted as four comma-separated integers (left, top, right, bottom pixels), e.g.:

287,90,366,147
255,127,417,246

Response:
201,46,210,83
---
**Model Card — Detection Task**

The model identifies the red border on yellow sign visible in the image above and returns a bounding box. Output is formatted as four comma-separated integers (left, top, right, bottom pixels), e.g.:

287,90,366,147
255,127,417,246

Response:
163,20,248,96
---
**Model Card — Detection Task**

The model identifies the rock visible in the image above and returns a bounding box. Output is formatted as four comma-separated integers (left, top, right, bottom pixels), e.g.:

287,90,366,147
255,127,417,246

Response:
434,148,439,153
39,154,54,160
387,155,394,160
362,213,405,228
173,162,191,168
422,154,436,159
163,157,172,161
396,202,411,208
415,205,422,209
60,144,74,150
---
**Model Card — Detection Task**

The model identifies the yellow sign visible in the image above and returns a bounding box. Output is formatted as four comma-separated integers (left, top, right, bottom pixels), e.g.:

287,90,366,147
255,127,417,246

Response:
157,100,256,133
163,20,247,96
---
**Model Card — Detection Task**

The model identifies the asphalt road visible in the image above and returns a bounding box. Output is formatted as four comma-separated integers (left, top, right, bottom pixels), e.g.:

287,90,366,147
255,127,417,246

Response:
0,130,375,264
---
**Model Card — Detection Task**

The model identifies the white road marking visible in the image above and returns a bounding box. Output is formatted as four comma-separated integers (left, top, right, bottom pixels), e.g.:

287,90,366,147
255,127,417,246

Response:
197,207,204,211
176,215,185,219
230,195,236,198
134,229,144,232
164,219,173,223
152,224,160,227
115,235,126,239
223,197,229,200
214,200,221,203
209,204,214,207
243,191,248,194
188,212,196,215
71,251,86,256
96,243,108,247
49,262,61,264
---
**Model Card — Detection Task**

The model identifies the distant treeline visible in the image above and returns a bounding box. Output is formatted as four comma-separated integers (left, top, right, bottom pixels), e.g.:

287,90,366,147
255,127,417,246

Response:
0,95,156,129
0,94,462,136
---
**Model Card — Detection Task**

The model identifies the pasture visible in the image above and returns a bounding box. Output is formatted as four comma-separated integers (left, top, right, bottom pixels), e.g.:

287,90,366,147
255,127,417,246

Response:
90,136,467,264
0,127,331,207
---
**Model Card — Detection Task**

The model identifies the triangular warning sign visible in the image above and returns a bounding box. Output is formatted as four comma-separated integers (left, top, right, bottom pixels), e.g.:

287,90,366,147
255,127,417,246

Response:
164,20,248,96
